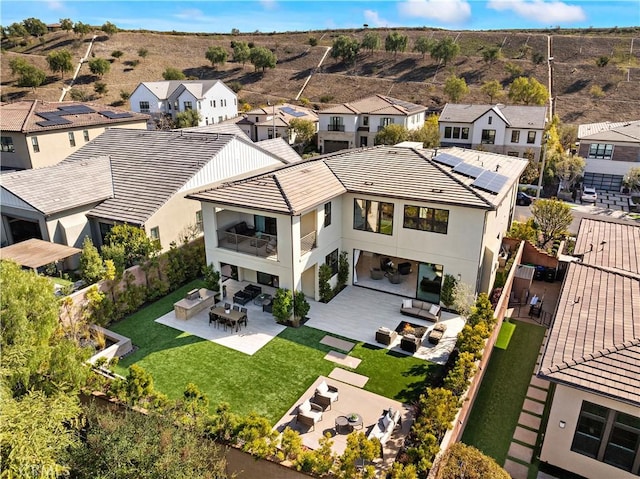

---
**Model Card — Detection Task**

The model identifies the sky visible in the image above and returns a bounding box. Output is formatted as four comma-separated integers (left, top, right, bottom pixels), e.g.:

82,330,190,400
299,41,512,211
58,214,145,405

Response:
2,0,639,33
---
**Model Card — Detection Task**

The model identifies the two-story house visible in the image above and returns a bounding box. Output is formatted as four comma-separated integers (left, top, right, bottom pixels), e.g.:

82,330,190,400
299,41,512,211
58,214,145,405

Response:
577,120,640,191
1,129,295,249
129,80,238,128
0,101,148,171
232,103,318,144
439,103,548,160
538,218,640,479
188,146,527,303
316,95,427,153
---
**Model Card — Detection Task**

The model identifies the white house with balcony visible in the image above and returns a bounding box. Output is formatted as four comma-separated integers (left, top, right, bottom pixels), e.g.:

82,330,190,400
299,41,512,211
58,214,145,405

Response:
317,95,427,154
129,80,238,128
188,145,527,303
439,103,547,160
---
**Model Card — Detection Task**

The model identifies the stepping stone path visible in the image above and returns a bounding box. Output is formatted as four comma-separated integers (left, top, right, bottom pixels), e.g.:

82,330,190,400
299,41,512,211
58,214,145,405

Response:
503,332,551,479
320,335,355,352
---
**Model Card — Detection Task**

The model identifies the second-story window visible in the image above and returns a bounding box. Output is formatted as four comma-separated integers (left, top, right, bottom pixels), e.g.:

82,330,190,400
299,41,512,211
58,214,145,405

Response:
481,129,496,144
527,131,536,144
329,116,344,131
326,249,339,276
488,116,493,125
184,101,193,110
83,130,90,142
324,202,332,227
31,136,40,153
511,130,520,143
139,101,150,113
68,132,76,147
353,199,394,235
363,116,369,126
196,210,203,232
380,117,394,130
403,205,449,234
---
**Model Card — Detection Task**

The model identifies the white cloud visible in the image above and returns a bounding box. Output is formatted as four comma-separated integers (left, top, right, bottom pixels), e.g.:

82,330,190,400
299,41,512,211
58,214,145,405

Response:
174,9,207,22
260,0,277,10
398,0,471,24
363,10,388,27
487,0,586,24
47,1,64,10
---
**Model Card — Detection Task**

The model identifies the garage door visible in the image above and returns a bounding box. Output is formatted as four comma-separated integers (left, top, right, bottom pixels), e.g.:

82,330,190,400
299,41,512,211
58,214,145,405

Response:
323,140,349,154
583,172,623,192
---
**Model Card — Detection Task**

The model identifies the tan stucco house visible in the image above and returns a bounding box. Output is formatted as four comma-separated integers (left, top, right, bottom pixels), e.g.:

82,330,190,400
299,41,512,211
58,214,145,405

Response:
0,100,148,171
538,218,640,478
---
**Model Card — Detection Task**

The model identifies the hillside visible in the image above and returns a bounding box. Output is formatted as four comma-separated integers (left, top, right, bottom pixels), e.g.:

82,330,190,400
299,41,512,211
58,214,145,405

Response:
2,28,640,125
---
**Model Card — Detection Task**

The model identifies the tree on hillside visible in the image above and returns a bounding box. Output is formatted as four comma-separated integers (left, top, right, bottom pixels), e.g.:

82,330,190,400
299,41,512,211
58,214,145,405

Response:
232,41,250,66
205,45,228,68
410,114,440,148
163,67,186,80
289,118,316,152
59,18,73,34
375,124,409,145
73,21,91,37
482,46,501,63
94,81,108,96
430,37,460,65
176,109,202,128
111,50,124,61
16,63,46,89
508,76,549,105
437,443,510,479
6,22,29,40
385,32,408,57
331,35,360,65
480,79,503,103
9,57,30,76
444,74,469,102
23,17,48,37
361,31,381,53
88,57,110,77
413,36,434,59
101,21,118,35
249,46,277,72
46,50,73,79
531,198,572,247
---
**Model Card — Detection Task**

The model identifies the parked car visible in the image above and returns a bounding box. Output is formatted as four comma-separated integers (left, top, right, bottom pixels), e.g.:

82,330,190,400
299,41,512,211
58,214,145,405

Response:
581,187,598,203
517,192,533,206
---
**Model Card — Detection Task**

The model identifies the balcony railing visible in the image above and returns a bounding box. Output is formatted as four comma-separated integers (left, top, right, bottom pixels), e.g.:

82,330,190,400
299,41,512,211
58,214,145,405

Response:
328,125,345,132
300,231,317,255
217,230,277,259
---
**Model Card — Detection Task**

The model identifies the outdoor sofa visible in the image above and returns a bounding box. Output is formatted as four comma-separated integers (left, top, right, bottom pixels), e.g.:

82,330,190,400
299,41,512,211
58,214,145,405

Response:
367,408,402,455
225,221,256,244
400,299,441,322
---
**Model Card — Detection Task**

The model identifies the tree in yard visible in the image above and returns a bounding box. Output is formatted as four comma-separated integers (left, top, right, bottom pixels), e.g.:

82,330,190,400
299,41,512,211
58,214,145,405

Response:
480,79,503,103
23,17,48,37
385,31,408,57
531,198,572,248
452,281,475,317
232,41,250,66
111,49,124,61
59,18,73,34
413,36,434,59
508,76,549,105
73,21,91,37
437,443,510,479
624,167,640,192
80,236,104,284
375,124,409,145
409,114,440,148
554,155,585,192
46,49,73,79
361,31,381,53
293,290,310,324
88,57,110,77
289,118,316,152
444,74,469,102
440,273,457,308
520,158,540,185
249,46,277,72
272,288,293,323
163,67,186,80
205,45,228,68
94,81,108,96
507,218,539,244
337,432,380,478
175,109,202,128
482,46,501,63
104,223,160,268
331,35,360,65
430,37,460,65
101,21,118,35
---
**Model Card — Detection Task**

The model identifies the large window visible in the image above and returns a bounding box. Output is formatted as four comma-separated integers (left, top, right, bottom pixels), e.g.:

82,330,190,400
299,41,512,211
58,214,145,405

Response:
183,101,193,110
527,131,536,144
328,116,344,132
403,205,449,234
481,129,496,144
379,117,394,131
139,101,150,113
572,401,640,474
31,136,40,153
588,143,614,159
324,202,332,227
353,199,394,235
1,137,15,152
444,126,469,140
326,249,339,276
511,130,520,143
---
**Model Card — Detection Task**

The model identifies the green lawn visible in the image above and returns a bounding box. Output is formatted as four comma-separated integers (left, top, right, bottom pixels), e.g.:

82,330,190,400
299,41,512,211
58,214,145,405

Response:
110,280,440,423
495,320,516,350
461,320,546,465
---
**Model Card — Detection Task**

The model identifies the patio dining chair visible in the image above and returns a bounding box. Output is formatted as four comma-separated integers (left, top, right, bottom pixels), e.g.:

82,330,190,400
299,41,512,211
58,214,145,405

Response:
232,305,240,312
239,307,248,329
224,303,231,310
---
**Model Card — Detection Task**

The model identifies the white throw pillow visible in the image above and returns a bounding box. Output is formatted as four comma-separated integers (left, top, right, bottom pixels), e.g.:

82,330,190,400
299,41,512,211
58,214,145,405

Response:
379,326,391,333
402,299,413,309
382,414,391,429
317,380,329,394
429,304,440,315
299,400,311,414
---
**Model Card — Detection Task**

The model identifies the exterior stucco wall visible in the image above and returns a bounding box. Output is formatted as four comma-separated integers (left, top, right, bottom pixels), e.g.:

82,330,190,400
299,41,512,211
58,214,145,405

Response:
540,384,640,479
144,193,203,252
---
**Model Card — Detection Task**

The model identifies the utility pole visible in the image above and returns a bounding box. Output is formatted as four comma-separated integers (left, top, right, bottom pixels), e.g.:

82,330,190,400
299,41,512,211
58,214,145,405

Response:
536,134,549,199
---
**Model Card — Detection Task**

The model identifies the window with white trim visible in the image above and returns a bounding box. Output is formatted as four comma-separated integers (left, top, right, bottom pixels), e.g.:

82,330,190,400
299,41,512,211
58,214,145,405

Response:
68,132,76,147
588,143,614,160
139,101,150,113
31,136,40,153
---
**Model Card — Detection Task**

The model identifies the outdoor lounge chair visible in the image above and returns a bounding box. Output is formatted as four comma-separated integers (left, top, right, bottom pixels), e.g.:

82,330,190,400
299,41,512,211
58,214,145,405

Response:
400,334,421,353
313,380,339,410
296,399,323,431
375,326,397,346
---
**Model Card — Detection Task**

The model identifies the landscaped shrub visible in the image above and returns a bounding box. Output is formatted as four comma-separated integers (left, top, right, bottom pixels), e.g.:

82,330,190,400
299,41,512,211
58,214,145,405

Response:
294,433,335,475
335,250,349,294
202,263,221,292
278,427,303,462
236,412,279,459
443,352,477,396
336,432,380,478
319,263,334,302
80,236,104,284
272,288,293,324
293,290,310,324
440,274,457,308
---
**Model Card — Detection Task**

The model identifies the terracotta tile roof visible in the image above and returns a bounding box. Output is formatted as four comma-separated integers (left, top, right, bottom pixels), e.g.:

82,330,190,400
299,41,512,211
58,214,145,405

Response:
319,95,426,116
0,100,148,134
538,220,640,406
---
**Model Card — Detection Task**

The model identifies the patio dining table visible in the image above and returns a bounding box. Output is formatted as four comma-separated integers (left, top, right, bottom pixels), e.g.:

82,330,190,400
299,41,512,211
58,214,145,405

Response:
211,306,246,332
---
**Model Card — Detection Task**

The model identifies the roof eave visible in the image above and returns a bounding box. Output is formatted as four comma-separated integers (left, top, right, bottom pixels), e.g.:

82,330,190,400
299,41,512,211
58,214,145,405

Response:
537,372,640,408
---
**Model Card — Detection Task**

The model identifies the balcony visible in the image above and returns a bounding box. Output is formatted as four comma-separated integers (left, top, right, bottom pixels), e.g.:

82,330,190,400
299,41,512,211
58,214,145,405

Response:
217,230,278,260
300,231,317,255
328,125,345,132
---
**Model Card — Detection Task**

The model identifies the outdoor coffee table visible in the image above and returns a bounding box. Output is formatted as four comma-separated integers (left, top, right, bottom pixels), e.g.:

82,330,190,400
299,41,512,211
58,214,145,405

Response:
253,293,272,306
335,415,350,434
347,413,363,430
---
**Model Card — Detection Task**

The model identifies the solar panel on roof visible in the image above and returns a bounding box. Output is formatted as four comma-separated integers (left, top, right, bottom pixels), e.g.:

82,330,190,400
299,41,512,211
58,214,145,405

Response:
99,111,133,119
453,162,485,178
280,106,306,117
386,97,422,112
35,117,72,127
472,171,509,194
432,152,462,168
58,105,94,114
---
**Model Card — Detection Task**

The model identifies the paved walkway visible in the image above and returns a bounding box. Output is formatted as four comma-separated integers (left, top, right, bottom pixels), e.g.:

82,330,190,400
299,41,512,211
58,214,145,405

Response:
503,332,551,479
